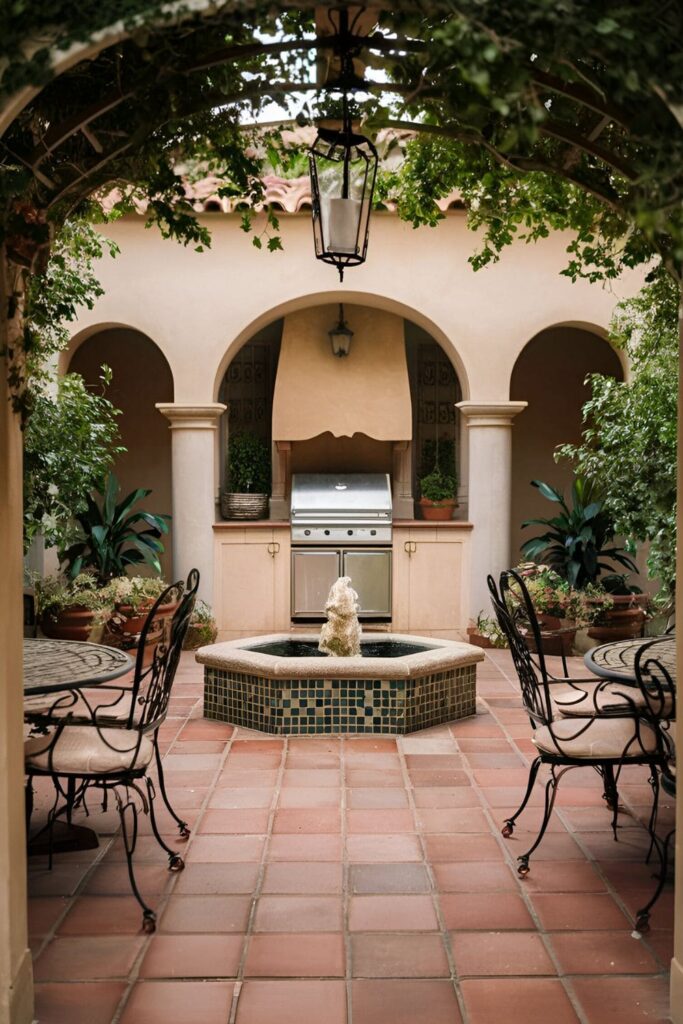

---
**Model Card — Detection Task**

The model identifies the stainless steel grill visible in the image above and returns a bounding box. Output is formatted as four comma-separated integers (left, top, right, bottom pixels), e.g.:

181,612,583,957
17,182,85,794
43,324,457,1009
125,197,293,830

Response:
290,473,392,620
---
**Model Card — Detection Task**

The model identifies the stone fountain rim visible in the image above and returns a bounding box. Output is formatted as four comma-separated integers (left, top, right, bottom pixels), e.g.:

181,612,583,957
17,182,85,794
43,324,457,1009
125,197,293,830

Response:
195,632,485,679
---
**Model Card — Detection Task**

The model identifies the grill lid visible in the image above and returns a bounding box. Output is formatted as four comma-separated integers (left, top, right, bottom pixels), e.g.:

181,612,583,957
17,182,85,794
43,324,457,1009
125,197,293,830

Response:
291,474,392,519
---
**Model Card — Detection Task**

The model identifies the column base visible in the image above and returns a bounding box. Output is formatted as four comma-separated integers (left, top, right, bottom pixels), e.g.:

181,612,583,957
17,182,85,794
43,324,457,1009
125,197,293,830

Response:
2,947,33,1024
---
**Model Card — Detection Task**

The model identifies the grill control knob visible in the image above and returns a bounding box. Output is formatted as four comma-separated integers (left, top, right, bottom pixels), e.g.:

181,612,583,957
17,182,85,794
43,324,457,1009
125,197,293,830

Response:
304,529,311,536
324,529,330,536
347,529,353,536
371,529,376,536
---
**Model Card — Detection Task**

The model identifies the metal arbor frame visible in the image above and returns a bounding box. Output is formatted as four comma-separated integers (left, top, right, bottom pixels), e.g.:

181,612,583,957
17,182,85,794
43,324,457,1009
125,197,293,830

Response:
488,569,675,930
24,568,200,932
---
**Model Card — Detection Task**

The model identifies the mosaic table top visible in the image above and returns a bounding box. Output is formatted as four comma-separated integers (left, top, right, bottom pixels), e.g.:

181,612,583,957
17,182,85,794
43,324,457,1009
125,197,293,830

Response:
23,639,133,695
584,635,676,686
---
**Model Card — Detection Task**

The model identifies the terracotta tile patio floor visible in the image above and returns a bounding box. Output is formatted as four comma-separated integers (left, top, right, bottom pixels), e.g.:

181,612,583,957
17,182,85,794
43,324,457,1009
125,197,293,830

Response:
27,648,674,1023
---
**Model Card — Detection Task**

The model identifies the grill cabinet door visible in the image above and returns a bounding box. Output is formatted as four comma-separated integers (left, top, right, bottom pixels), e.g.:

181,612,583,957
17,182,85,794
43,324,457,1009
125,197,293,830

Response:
342,549,392,618
291,550,341,617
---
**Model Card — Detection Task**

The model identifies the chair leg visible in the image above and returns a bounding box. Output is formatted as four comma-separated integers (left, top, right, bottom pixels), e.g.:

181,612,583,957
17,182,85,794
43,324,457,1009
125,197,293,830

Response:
25,777,34,836
145,776,185,872
644,770,661,865
517,765,570,877
601,764,620,840
153,731,190,840
114,786,157,934
635,827,675,933
502,756,542,838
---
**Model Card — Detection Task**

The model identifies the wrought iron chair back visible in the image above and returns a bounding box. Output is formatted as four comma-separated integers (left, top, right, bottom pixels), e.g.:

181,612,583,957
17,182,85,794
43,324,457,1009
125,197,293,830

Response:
487,570,554,729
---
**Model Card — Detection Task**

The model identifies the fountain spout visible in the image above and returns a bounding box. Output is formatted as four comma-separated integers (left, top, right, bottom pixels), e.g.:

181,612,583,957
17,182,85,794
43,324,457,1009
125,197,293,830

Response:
318,577,362,657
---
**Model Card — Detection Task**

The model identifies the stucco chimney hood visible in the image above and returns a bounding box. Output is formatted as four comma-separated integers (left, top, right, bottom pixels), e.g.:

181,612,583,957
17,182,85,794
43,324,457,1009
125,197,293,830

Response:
272,304,412,442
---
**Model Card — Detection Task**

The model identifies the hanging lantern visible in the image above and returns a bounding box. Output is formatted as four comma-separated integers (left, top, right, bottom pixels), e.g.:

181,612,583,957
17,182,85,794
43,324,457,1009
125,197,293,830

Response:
309,15,378,281
328,303,354,357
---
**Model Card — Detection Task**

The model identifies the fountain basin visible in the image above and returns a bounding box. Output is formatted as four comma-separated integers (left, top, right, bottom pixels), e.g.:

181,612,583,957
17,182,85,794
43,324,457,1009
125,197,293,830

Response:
196,633,485,735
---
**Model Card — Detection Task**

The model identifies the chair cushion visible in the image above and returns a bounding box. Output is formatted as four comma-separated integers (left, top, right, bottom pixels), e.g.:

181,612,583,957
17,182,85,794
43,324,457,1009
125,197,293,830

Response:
533,716,660,759
25,726,153,775
552,681,674,719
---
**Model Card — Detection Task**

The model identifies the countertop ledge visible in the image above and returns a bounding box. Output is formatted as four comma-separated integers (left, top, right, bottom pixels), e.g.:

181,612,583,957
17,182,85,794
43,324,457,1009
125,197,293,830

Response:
213,519,473,529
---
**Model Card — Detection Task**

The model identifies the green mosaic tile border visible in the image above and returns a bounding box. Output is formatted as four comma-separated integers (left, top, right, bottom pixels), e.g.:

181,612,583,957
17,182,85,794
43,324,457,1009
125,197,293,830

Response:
203,664,476,735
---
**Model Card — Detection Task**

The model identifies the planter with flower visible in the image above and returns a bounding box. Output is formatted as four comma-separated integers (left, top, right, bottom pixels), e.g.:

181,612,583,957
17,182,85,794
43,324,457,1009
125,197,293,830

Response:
587,573,651,642
418,468,458,521
182,600,218,651
511,564,611,656
36,573,113,642
466,611,508,649
103,576,177,653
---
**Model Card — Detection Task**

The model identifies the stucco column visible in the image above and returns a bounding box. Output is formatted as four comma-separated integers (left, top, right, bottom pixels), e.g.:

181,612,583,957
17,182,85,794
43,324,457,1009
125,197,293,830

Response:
456,401,527,618
156,403,226,602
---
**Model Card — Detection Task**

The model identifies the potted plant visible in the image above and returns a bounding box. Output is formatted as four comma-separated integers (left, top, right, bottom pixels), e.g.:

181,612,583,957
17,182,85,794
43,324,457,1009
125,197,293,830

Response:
510,563,611,656
36,572,113,642
587,573,650,641
418,467,458,521
182,600,218,650
467,611,508,649
102,575,177,652
221,432,271,520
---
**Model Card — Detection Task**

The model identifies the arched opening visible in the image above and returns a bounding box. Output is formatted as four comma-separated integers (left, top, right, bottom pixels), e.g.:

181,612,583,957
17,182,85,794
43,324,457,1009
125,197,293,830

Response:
68,327,174,578
510,324,623,561
216,301,464,518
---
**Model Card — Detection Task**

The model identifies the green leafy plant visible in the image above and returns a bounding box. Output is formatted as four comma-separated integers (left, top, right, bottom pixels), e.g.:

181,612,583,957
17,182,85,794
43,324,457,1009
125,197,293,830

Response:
103,575,172,612
182,600,218,650
61,473,170,583
35,572,113,625
520,478,637,590
511,563,612,629
474,612,508,649
227,433,271,494
419,467,457,503
23,366,124,554
420,438,456,481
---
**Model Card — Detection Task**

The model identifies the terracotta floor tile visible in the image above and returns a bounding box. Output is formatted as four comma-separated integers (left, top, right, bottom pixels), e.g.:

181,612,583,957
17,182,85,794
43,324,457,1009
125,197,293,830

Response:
432,861,517,893
458,738,516,753
347,769,405,787
173,862,259,894
530,893,631,931
253,895,343,932
208,787,272,809
286,753,340,769
33,982,126,1024
245,933,345,976
185,834,266,862
170,740,227,753
520,860,606,893
351,932,450,977
347,809,416,833
465,752,525,768
450,718,504,738
346,788,409,808
34,935,145,981
404,754,463,770
345,738,398,752
412,787,481,808
28,897,69,936
451,930,556,976
278,787,341,808
571,977,670,1024
288,738,342,755
352,979,462,1024
461,978,579,1024
415,807,490,833
349,863,431,894
119,980,235,1024
272,807,341,833
162,786,209,809
268,834,343,861
423,834,503,862
261,862,343,894
409,770,470,787
27,863,92,899
215,769,279,787
440,892,534,930
346,834,423,862
230,739,285,755
349,895,439,931
548,930,661,975
282,768,341,787
161,753,222,771
198,808,270,834
139,934,244,978
57,895,149,935
159,895,252,933
237,980,346,1024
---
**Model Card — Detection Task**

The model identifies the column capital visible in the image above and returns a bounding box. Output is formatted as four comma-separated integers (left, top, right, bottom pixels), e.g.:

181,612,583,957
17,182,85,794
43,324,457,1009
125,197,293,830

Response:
156,403,226,430
456,401,527,427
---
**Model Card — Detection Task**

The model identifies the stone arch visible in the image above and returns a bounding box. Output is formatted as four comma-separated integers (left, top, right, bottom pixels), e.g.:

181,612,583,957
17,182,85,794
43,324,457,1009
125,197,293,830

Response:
66,325,175,578
509,322,624,562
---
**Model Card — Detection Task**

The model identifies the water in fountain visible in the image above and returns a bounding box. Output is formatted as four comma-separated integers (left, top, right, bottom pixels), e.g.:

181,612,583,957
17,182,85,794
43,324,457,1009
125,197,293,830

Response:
318,576,362,657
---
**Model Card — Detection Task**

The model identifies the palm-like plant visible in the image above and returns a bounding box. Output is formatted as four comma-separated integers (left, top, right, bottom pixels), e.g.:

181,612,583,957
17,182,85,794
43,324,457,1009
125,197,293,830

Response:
61,473,170,583
521,478,637,589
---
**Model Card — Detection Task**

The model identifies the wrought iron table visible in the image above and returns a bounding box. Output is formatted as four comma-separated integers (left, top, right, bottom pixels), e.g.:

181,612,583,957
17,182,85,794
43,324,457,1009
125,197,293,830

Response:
24,639,133,853
584,635,676,687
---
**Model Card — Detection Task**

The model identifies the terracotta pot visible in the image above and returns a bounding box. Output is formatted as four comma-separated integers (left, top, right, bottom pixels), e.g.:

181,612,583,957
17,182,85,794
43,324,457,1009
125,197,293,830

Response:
183,621,218,651
40,606,102,643
588,593,649,642
418,497,457,521
466,626,495,649
528,614,576,657
106,599,178,653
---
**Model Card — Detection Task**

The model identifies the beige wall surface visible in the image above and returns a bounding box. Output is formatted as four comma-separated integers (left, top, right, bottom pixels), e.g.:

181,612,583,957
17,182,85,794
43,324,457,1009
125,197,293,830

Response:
69,328,174,579
69,211,645,408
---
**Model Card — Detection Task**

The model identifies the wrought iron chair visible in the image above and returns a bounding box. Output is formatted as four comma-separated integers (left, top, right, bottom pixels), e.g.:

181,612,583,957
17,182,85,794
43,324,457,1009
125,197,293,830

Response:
24,569,199,932
488,571,674,893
